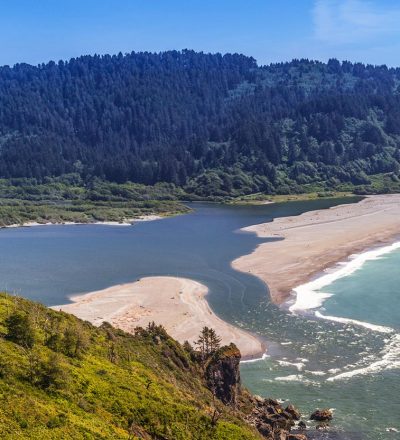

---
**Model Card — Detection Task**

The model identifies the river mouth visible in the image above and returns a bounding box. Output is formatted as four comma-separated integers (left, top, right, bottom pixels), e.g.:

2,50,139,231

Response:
0,197,397,438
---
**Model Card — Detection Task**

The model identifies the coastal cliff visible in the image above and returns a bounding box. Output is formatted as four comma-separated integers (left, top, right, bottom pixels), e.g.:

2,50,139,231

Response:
204,344,311,440
205,343,242,406
0,292,314,439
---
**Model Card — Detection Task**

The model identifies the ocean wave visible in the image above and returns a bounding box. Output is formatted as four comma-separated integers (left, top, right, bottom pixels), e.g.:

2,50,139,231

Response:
386,427,399,433
240,352,269,364
315,311,394,334
327,333,400,381
274,374,319,385
275,374,304,381
305,370,326,376
277,360,306,371
289,241,400,313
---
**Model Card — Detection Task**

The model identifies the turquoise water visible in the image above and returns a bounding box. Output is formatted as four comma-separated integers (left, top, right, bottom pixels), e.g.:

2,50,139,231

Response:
241,244,400,440
0,198,398,439
323,249,400,329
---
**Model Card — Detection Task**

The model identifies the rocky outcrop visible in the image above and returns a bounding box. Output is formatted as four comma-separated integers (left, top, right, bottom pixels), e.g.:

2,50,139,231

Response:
298,421,307,430
246,394,307,439
205,343,241,406
202,343,313,439
285,403,301,420
310,409,333,422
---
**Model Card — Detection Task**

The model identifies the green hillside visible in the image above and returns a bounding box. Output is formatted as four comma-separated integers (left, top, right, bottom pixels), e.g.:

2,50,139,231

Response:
0,292,264,439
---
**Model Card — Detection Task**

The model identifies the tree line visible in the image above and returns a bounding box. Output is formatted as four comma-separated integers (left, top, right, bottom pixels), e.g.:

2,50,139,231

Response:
0,50,400,195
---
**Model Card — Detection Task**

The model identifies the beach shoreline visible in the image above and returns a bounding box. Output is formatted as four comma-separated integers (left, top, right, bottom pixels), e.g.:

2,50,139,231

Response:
1,214,164,229
288,239,400,315
45,194,400,361
232,194,400,306
53,276,265,359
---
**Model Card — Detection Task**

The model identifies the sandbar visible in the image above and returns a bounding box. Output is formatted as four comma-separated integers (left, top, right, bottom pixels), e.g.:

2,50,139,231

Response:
53,276,264,358
2,214,163,229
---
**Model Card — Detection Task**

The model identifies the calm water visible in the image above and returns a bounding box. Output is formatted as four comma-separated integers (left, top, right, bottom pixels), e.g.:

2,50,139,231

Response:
0,198,398,439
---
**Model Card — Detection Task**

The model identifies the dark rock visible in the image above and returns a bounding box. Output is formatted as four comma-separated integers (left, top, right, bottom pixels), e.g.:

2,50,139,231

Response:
254,394,266,405
281,410,293,420
256,421,273,436
205,345,308,439
249,398,303,436
275,430,287,440
285,404,301,421
267,405,281,416
310,408,333,422
205,343,241,406
276,417,294,430
287,435,307,440
298,421,306,430
266,398,280,407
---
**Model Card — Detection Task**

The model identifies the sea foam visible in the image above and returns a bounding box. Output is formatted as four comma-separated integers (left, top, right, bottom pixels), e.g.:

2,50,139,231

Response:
277,360,306,371
327,333,400,381
240,352,269,364
274,374,319,386
314,311,393,334
289,241,400,314
288,240,400,381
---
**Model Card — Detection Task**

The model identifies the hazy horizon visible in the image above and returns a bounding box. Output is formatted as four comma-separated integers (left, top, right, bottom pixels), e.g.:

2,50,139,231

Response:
1,48,397,70
2,0,400,67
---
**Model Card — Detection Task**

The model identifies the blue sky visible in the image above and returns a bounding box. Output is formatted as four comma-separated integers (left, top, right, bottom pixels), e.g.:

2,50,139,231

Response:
1,0,400,66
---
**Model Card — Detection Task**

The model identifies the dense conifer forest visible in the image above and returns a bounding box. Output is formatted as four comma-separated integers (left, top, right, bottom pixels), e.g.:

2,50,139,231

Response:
1,50,400,196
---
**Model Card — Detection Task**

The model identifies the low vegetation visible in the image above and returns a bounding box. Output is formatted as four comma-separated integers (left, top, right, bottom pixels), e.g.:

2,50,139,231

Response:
1,171,399,226
0,175,189,227
0,293,261,439
228,172,400,204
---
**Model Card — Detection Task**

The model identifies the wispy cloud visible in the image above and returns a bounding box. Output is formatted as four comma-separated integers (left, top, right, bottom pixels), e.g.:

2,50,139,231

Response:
312,0,400,44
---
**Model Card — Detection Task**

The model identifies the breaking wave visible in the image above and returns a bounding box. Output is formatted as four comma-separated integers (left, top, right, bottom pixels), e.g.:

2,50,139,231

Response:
289,241,400,313
327,333,400,381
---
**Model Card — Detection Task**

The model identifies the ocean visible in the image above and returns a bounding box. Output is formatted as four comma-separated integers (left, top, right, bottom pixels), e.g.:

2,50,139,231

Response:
242,240,400,439
0,198,398,439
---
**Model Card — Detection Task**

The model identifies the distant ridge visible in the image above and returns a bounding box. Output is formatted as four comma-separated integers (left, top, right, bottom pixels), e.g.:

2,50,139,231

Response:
1,50,399,197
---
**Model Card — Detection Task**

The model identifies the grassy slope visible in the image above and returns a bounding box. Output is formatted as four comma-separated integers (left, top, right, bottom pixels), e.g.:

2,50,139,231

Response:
0,293,260,440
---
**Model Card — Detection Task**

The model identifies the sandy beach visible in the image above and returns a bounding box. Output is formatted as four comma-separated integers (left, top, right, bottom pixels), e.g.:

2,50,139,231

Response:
2,215,163,229
233,194,400,305
54,276,264,358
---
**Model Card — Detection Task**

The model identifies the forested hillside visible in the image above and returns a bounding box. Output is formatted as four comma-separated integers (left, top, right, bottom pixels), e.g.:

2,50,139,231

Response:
1,50,400,196
0,293,309,439
0,292,259,439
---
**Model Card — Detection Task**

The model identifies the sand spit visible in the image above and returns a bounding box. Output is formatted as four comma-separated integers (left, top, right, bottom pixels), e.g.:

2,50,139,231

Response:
53,276,264,358
2,215,163,229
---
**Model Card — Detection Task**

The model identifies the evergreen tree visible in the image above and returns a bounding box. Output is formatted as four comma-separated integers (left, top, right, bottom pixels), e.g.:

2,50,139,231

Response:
5,311,36,348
